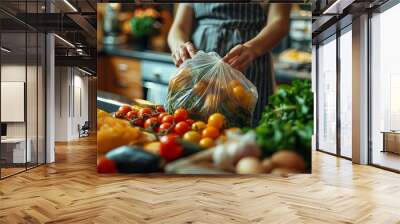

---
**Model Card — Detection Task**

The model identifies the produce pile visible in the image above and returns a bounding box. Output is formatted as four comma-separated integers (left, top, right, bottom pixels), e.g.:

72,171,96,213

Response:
166,51,258,127
97,102,237,173
97,80,313,176
210,80,313,175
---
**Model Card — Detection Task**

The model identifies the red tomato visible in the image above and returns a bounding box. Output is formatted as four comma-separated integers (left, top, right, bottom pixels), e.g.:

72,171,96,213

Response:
158,112,169,122
161,115,175,124
159,122,173,132
138,107,152,118
97,158,117,173
131,118,143,127
114,111,125,119
126,110,137,120
156,105,165,113
144,117,159,129
185,119,195,126
118,105,131,115
160,134,183,160
174,108,188,122
174,121,190,135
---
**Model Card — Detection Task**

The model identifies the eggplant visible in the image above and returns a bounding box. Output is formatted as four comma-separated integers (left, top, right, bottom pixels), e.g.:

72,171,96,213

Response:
106,145,162,173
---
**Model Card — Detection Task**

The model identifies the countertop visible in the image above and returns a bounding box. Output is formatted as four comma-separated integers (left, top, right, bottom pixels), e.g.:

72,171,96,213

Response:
99,45,174,64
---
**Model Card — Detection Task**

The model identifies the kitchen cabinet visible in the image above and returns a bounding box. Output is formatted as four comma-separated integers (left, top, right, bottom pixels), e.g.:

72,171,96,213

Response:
98,50,177,104
98,56,143,100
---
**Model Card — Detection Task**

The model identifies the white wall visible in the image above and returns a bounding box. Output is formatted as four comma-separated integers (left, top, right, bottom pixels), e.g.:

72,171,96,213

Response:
55,67,89,141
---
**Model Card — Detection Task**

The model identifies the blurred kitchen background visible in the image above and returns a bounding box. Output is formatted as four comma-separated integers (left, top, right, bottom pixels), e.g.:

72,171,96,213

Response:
97,3,311,105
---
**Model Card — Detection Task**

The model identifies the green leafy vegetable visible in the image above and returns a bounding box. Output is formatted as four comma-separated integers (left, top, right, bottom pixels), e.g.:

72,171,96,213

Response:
255,80,313,170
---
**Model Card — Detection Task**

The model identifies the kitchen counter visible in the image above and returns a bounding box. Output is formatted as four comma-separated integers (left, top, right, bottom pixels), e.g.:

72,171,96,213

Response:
99,45,174,64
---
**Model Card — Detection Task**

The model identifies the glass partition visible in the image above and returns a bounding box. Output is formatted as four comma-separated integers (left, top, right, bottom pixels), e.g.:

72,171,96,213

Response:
0,28,28,178
317,36,337,154
370,3,400,171
0,1,46,179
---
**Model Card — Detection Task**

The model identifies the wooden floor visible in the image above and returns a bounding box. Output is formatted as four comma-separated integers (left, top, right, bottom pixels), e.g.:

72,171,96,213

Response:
0,136,400,224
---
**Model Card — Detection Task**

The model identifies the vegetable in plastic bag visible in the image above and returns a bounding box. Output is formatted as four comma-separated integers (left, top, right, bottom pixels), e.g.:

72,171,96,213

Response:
166,51,258,127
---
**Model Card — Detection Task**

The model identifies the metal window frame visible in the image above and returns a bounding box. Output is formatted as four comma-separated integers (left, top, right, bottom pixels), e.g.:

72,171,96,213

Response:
314,18,353,161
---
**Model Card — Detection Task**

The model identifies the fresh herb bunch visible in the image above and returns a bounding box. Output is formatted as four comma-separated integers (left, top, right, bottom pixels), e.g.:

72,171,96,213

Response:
130,16,159,38
255,80,313,168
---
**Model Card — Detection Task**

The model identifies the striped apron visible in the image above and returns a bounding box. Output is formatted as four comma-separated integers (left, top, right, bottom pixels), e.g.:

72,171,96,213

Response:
191,3,274,126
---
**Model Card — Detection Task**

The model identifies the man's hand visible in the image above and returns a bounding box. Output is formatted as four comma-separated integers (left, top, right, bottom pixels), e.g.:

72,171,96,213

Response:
171,42,197,67
223,44,258,72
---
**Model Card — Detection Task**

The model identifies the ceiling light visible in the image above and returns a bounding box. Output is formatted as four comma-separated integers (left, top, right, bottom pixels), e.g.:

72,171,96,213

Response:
1,47,11,53
323,0,354,15
78,67,93,76
54,34,75,48
63,0,78,12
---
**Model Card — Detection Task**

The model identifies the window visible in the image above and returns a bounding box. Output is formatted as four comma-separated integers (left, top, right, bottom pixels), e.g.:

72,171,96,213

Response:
370,3,400,171
339,28,352,158
317,36,337,154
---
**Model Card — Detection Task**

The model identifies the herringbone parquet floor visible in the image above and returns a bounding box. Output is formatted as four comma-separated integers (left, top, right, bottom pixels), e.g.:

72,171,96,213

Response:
1,136,400,224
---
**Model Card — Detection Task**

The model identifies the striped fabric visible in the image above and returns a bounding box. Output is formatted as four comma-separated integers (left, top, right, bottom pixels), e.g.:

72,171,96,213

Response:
191,3,274,126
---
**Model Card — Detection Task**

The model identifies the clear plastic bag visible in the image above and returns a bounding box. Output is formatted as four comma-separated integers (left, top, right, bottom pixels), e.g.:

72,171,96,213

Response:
166,51,258,127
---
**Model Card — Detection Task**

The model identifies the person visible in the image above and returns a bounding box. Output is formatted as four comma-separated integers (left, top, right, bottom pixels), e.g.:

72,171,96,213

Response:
168,3,291,125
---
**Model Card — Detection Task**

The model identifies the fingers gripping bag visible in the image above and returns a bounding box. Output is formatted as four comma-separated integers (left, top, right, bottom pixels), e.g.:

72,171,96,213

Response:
166,51,258,127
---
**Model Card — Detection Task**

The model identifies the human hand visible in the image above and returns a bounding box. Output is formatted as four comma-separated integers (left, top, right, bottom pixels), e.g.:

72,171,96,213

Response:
223,44,258,72
171,42,197,67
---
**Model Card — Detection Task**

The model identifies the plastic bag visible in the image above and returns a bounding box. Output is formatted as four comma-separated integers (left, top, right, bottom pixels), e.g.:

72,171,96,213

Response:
166,51,258,127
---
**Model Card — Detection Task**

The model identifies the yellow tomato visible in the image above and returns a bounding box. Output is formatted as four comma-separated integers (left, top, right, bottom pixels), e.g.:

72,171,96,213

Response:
208,113,225,130
193,80,209,96
199,137,214,148
229,80,242,89
202,126,220,139
233,85,246,100
241,92,256,109
183,131,201,144
192,121,207,132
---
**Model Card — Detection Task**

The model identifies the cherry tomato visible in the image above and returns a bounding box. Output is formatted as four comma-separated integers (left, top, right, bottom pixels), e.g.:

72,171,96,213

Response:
126,110,137,121
202,126,220,139
199,137,214,148
233,85,246,100
174,121,191,135
131,118,143,127
138,107,152,118
159,122,173,133
229,80,242,89
183,131,201,144
158,112,169,122
156,105,165,113
144,117,159,129
208,113,225,130
174,108,188,122
97,158,117,173
161,115,175,124
160,134,183,160
114,111,125,119
185,119,195,126
118,105,132,115
192,121,207,132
